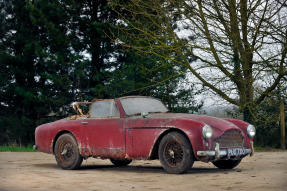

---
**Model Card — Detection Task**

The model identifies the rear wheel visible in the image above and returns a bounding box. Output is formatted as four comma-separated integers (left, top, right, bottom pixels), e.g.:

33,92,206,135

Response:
54,133,83,170
212,159,242,169
110,159,132,166
158,132,194,174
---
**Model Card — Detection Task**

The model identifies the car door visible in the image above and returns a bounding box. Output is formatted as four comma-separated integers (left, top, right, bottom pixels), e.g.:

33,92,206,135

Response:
81,100,125,159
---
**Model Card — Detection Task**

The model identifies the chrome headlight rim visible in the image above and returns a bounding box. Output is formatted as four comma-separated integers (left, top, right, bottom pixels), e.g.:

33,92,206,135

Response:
202,124,213,140
247,124,256,138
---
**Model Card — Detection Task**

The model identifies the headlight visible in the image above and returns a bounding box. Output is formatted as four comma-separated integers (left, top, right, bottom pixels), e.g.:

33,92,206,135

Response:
247,124,256,138
202,125,213,139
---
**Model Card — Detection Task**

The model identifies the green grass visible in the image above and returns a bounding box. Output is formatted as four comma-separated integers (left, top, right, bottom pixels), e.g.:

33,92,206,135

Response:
0,145,37,152
254,146,285,152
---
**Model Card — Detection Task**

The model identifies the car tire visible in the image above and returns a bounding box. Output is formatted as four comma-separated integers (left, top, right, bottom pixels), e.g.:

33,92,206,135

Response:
158,132,194,174
110,158,132,166
54,133,83,170
212,159,242,169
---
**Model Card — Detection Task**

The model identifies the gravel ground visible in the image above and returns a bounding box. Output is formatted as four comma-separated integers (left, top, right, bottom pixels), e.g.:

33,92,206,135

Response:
0,151,287,191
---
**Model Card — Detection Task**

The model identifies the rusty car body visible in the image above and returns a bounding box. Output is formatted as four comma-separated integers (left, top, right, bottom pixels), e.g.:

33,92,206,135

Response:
34,96,255,173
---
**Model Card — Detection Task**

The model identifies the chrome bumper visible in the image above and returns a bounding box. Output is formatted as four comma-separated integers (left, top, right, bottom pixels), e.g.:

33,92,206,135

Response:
197,141,254,160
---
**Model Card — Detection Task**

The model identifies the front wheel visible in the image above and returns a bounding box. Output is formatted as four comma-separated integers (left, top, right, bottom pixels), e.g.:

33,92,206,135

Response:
158,132,194,174
212,159,242,169
54,133,83,170
110,159,132,166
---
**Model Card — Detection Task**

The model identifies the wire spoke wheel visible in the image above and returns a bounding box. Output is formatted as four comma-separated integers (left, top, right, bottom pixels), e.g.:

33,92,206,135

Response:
54,134,83,170
164,140,184,167
159,132,194,174
57,141,75,164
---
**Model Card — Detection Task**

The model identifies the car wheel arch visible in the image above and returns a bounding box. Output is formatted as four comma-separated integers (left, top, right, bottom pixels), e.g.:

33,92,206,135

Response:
52,130,78,154
149,128,195,160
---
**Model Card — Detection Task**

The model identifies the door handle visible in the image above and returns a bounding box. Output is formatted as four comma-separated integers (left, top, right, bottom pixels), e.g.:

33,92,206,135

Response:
81,121,88,125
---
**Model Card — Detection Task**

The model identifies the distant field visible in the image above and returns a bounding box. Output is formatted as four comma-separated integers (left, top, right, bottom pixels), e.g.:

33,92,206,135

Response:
254,146,285,152
0,145,36,152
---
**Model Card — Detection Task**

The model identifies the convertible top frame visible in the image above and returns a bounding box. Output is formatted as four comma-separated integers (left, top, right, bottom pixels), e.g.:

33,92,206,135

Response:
71,99,106,119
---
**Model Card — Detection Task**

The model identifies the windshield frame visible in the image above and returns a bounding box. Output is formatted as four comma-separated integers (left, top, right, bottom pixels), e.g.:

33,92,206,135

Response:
119,96,168,116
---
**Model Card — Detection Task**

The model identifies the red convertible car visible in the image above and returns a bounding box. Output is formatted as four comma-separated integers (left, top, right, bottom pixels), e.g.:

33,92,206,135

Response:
34,96,255,174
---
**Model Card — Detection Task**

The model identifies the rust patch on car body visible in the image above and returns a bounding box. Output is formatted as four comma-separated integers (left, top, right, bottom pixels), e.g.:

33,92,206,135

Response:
35,96,254,169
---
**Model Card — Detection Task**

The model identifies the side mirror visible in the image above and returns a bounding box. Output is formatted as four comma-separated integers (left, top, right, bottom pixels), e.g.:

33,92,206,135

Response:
141,112,149,118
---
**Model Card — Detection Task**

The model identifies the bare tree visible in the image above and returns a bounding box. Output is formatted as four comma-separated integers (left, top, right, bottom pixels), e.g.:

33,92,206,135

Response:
109,0,287,122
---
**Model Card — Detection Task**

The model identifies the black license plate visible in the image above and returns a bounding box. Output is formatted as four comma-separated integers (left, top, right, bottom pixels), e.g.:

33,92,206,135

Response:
227,148,246,157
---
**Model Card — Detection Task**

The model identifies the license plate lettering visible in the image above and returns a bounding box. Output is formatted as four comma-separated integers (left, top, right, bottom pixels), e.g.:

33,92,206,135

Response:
227,148,245,157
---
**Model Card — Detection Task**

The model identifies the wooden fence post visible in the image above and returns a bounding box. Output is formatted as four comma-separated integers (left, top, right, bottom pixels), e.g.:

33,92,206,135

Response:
280,101,285,149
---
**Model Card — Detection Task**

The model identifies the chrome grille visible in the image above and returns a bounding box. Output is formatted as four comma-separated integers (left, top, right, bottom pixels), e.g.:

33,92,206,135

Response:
213,129,244,148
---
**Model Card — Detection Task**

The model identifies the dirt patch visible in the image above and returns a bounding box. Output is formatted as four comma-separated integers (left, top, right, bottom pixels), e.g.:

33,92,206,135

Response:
0,152,287,191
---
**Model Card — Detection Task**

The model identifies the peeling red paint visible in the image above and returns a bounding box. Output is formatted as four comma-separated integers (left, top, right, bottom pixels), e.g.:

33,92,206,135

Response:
35,97,254,163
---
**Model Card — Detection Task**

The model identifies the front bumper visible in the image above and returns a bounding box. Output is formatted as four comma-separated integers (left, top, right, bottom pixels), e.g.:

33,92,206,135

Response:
197,141,254,160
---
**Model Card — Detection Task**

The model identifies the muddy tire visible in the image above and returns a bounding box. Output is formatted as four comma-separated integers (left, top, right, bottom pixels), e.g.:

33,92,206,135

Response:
212,159,241,169
158,132,194,174
54,133,83,170
110,159,132,166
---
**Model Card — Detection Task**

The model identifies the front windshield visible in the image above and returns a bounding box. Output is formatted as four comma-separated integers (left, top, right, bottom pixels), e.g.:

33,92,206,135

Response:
120,97,168,116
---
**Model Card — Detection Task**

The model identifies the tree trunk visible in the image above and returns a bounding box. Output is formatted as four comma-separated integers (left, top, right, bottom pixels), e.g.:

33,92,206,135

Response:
280,101,286,149
243,106,253,123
